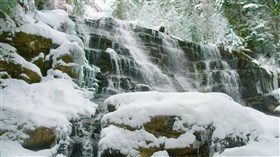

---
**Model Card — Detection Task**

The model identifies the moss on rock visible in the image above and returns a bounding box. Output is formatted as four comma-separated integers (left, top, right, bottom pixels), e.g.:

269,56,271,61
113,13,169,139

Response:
0,60,41,83
0,31,53,61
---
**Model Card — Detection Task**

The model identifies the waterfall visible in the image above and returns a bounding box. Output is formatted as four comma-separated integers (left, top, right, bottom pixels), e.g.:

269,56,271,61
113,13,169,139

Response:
111,19,175,91
160,33,197,91
74,17,242,102
199,44,242,102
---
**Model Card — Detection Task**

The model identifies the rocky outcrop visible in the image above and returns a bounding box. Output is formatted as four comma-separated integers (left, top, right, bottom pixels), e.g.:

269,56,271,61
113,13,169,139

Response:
0,30,84,82
98,92,275,157
226,50,279,113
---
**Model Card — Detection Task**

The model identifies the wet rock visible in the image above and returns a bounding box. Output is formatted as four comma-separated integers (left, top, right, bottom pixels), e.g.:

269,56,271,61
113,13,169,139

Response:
135,84,151,91
237,57,278,113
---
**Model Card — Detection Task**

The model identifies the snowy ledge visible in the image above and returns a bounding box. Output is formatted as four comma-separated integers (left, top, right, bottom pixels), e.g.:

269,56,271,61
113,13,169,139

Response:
99,92,280,156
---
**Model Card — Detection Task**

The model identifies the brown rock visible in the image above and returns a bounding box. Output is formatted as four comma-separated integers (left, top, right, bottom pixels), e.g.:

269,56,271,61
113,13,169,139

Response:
22,127,56,150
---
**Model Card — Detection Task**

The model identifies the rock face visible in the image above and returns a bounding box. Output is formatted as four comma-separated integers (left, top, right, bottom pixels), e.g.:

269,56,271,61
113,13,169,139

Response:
22,127,56,150
237,56,279,113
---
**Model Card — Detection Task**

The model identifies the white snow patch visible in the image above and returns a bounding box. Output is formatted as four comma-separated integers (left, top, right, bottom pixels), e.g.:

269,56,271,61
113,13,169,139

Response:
243,3,262,9
275,106,280,112
151,150,169,157
47,69,71,79
38,9,75,34
31,52,45,62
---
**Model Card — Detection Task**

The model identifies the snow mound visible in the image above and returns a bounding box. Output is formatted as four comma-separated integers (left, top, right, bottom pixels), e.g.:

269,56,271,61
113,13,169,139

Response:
1,77,97,141
18,9,83,46
100,92,279,156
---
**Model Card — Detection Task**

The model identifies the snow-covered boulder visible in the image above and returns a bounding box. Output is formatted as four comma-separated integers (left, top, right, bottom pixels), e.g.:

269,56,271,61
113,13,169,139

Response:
99,92,280,157
0,77,97,156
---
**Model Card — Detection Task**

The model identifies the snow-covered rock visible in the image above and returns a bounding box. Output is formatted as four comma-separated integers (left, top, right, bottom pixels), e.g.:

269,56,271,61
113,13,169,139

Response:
0,42,42,83
0,77,97,155
99,92,280,157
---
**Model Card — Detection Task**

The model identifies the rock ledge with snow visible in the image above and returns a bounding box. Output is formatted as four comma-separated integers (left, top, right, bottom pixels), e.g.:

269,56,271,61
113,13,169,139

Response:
99,92,279,157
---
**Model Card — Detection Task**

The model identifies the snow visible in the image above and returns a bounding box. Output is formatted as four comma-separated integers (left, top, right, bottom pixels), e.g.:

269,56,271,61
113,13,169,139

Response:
31,52,45,62
18,10,82,46
47,41,86,66
273,88,280,112
0,140,58,157
18,22,82,46
165,132,196,149
275,106,280,112
0,11,17,35
1,77,97,141
243,3,262,9
47,69,71,79
151,150,169,157
38,9,75,34
100,92,280,156
0,42,42,77
214,135,280,156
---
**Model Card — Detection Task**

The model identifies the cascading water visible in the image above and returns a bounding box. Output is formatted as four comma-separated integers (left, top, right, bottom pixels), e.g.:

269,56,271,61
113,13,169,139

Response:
112,20,176,91
160,33,197,91
198,44,242,102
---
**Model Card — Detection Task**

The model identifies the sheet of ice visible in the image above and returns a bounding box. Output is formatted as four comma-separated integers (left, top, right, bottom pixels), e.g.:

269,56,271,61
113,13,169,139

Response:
101,92,280,156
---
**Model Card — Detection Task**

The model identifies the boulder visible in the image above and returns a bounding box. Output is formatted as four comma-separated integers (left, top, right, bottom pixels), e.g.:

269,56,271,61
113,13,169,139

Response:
22,127,56,151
